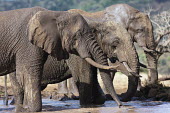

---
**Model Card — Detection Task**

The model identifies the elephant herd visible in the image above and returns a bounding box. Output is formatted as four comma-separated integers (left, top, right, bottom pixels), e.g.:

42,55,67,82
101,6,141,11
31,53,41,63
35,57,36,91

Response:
0,4,161,112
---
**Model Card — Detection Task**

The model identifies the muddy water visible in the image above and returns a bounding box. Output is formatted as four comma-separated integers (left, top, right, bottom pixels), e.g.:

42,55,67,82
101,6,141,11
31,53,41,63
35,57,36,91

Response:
0,99,170,113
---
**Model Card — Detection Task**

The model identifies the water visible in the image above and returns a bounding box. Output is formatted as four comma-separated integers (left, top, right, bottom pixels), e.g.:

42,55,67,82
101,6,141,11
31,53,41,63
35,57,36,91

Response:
0,99,170,113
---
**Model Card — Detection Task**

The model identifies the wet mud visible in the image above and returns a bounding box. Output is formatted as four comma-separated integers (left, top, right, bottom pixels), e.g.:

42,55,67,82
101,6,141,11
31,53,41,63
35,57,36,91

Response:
0,99,170,113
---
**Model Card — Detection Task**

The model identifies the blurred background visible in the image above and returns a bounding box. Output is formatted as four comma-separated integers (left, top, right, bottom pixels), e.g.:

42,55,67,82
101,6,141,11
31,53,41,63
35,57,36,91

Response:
0,0,170,75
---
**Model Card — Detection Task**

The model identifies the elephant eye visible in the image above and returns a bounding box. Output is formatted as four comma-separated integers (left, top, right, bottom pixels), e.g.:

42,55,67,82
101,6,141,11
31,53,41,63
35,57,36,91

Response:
137,29,144,33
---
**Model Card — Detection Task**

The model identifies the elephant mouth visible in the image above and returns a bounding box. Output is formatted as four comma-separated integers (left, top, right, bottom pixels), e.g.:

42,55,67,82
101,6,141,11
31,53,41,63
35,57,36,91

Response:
109,59,141,77
85,57,119,70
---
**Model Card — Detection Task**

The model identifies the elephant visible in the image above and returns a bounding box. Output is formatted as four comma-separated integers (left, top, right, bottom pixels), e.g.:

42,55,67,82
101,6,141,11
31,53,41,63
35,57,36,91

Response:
104,4,157,84
0,7,119,112
56,3,156,102
55,5,143,102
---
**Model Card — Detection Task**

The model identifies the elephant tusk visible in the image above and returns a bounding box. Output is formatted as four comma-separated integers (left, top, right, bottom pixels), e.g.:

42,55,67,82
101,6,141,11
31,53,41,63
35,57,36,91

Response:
139,62,147,68
123,62,141,77
122,62,133,72
85,58,119,70
142,47,154,52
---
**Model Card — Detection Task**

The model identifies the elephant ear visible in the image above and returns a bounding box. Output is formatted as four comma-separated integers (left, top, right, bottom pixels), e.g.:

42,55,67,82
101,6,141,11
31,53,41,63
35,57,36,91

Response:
28,11,69,60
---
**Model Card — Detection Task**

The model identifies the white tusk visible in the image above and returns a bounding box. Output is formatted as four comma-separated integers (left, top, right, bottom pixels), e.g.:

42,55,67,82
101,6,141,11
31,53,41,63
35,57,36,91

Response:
85,58,119,70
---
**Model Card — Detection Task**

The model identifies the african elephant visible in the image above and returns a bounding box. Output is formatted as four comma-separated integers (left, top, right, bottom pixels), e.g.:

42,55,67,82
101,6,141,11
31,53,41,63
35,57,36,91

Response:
56,5,142,102
104,4,157,84
59,4,156,101
0,7,118,112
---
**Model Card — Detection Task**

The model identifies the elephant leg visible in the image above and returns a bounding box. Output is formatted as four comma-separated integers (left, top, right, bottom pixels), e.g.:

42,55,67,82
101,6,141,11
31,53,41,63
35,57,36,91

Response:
67,78,79,99
137,78,142,91
91,68,105,105
9,72,24,106
41,84,48,91
57,80,68,94
21,67,42,112
120,76,139,102
54,80,69,100
15,50,47,112
67,55,105,106
109,59,139,102
4,74,8,105
67,55,93,105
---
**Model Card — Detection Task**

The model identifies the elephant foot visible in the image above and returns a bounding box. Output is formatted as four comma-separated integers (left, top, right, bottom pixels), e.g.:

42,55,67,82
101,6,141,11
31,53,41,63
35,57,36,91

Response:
68,93,79,100
92,93,106,105
10,97,15,105
52,93,70,101
119,93,132,102
15,104,28,112
105,94,113,100
93,97,105,105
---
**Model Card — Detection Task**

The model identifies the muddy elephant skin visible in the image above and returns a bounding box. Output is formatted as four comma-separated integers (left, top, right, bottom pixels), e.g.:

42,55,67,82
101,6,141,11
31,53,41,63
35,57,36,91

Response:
0,7,114,112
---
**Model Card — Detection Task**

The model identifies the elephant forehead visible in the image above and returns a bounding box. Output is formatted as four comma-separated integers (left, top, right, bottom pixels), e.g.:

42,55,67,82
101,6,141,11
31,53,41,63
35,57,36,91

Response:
105,21,129,36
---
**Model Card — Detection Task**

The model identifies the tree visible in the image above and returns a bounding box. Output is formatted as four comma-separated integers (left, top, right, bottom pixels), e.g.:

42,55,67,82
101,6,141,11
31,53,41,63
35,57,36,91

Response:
145,7,170,83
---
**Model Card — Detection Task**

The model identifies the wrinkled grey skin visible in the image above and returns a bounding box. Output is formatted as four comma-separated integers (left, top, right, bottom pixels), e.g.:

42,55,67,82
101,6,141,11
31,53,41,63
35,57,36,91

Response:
58,4,156,101
0,7,114,112
104,4,156,84
63,6,140,102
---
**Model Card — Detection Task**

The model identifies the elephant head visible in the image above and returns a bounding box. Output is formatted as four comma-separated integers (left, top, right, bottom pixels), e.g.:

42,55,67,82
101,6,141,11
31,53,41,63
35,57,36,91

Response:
128,12,155,52
123,5,157,83
90,20,140,101
105,4,155,52
90,21,140,76
28,11,117,70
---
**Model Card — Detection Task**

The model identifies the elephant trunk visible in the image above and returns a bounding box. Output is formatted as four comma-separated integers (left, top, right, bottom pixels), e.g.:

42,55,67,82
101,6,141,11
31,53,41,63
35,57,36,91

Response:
115,38,140,102
144,20,158,84
145,52,158,84
85,37,122,106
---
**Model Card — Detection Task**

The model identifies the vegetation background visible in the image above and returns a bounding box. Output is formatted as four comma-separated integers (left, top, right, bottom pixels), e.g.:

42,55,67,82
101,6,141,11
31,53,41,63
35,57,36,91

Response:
0,0,170,75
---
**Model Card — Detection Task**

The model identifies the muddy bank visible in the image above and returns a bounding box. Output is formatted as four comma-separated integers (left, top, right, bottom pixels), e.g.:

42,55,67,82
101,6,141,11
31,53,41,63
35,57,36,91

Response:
134,83,170,101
